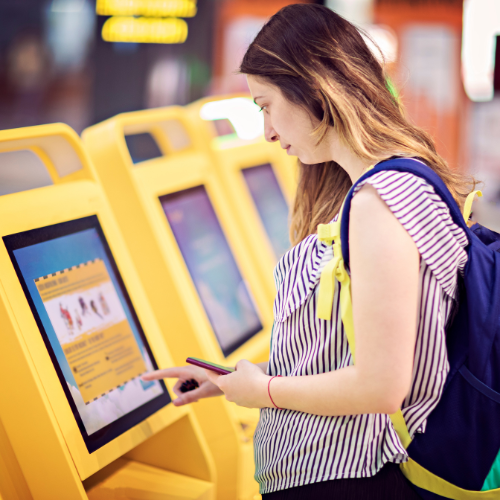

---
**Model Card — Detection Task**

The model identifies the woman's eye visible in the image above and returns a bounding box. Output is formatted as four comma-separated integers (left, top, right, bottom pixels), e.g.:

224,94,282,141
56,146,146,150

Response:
259,106,268,113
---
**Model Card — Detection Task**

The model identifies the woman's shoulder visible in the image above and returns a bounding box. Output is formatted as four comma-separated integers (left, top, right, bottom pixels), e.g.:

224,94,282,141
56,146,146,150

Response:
353,166,465,238
353,165,469,298
354,163,431,196
353,158,451,204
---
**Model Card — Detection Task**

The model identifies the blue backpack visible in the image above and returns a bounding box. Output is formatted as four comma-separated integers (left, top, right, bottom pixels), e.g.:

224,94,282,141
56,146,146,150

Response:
318,158,500,499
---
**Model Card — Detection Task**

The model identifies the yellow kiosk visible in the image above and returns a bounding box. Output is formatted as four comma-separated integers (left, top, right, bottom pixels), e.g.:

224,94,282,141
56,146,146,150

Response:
0,418,31,500
83,108,272,500
0,124,216,500
186,95,298,299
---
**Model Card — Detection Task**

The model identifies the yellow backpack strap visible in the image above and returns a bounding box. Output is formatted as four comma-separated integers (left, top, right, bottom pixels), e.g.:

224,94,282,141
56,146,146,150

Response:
390,408,412,449
316,195,412,449
401,458,500,499
317,221,341,321
463,190,482,227
317,222,339,246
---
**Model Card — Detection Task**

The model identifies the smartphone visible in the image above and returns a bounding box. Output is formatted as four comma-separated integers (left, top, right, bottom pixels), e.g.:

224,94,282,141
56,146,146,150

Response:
186,357,235,375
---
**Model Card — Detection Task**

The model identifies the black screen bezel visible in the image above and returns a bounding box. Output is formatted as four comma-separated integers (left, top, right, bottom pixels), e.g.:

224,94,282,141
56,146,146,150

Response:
159,185,263,357
3,215,171,454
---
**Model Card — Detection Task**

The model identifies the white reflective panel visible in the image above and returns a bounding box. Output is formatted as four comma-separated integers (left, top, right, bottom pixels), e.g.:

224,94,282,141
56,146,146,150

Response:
0,150,53,196
363,25,398,64
462,0,500,102
200,98,264,141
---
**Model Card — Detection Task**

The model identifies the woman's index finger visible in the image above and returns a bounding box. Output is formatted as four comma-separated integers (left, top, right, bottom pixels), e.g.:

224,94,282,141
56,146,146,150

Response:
141,367,186,381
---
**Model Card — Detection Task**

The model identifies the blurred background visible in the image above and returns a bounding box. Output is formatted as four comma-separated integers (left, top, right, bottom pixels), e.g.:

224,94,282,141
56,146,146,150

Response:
0,0,499,219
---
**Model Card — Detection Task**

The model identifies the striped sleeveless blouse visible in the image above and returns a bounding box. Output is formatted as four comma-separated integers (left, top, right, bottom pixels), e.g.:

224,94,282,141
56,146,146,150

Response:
254,169,469,494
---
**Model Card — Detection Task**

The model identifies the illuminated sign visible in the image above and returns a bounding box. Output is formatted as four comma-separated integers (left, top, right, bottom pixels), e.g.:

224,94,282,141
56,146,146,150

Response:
96,0,196,18
462,0,500,101
102,16,188,44
200,98,264,141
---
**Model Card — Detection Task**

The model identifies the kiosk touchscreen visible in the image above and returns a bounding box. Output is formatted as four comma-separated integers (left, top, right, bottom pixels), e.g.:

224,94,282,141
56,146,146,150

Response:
83,107,273,500
186,95,298,302
0,124,215,500
4,216,169,452
160,186,262,357
241,163,291,260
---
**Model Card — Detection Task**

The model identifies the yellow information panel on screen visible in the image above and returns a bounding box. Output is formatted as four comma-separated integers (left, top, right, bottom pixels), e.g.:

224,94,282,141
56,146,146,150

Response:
35,259,148,405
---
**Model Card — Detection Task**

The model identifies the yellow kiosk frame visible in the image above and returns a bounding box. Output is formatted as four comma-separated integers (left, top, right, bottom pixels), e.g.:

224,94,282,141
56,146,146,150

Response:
186,95,298,302
83,109,270,500
0,124,215,500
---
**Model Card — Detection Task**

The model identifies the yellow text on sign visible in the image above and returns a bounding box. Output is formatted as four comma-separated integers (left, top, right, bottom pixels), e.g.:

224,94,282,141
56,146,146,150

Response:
96,0,197,18
102,17,188,44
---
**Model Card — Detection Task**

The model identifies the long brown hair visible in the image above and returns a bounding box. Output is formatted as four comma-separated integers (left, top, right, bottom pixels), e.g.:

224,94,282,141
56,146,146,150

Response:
240,4,475,245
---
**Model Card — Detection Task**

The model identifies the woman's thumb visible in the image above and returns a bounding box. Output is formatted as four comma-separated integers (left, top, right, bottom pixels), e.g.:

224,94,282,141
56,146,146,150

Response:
205,369,221,386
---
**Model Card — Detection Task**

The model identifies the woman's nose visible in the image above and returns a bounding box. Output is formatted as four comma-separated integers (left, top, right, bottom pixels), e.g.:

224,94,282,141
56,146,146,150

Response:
264,125,279,143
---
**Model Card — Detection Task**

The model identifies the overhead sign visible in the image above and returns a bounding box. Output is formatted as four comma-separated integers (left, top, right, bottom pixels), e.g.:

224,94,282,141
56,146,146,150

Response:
97,0,195,44
102,16,188,44
96,0,197,18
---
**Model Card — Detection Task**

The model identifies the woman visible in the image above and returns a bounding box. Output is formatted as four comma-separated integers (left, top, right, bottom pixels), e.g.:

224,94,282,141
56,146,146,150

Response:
143,4,474,498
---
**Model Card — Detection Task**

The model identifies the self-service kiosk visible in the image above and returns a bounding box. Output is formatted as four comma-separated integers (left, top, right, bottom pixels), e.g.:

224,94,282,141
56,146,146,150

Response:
186,95,298,300
0,124,216,500
82,108,271,500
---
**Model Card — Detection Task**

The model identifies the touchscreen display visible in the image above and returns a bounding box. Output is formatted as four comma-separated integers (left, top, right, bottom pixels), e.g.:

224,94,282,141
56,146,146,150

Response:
242,163,290,260
4,216,170,453
159,186,263,357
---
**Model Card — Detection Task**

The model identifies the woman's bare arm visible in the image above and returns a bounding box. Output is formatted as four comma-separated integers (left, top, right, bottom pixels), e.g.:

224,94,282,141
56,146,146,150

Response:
208,185,420,415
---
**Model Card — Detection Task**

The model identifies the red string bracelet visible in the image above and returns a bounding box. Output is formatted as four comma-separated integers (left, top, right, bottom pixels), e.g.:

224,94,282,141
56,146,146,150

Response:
268,375,282,410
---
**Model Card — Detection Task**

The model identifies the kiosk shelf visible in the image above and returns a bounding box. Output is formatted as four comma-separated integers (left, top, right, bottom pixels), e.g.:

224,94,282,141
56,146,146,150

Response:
85,459,213,500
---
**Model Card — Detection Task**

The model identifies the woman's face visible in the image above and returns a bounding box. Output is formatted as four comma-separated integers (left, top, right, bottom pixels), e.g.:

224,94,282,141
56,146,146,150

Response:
247,75,333,165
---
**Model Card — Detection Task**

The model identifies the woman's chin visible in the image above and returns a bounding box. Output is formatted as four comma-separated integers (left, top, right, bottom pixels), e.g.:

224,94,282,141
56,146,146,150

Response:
298,155,322,165
297,153,313,164
296,151,332,164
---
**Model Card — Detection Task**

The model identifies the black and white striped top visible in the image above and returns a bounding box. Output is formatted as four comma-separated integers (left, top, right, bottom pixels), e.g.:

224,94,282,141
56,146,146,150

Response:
254,170,469,494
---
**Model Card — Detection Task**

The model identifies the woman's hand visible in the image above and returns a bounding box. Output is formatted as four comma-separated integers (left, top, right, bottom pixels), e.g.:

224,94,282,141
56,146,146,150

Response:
205,360,271,409
142,365,223,407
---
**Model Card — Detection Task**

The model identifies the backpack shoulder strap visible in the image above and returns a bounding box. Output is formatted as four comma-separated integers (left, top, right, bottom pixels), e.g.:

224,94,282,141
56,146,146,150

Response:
340,158,470,271
316,158,475,450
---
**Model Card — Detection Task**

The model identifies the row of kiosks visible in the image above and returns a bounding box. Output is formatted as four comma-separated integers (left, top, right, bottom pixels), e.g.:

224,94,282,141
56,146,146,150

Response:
81,99,298,500
186,95,298,299
0,125,216,500
82,108,272,500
